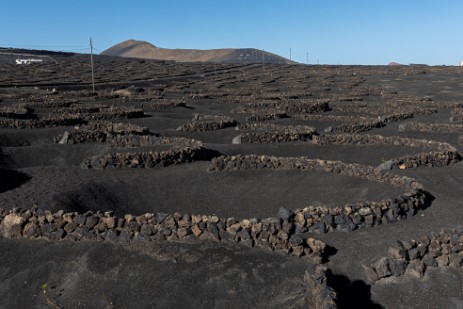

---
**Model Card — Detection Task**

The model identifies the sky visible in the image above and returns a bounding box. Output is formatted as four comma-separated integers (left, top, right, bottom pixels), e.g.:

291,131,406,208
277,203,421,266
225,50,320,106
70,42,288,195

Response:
1,0,462,65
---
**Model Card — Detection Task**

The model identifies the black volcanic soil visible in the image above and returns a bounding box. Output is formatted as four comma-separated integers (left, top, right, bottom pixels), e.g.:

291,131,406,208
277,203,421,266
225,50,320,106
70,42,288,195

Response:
1,50,463,308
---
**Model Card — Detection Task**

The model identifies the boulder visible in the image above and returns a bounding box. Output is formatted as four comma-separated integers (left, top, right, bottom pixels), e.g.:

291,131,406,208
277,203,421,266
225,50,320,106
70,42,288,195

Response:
388,259,407,276
58,131,71,144
0,213,25,238
232,135,242,144
362,264,379,283
376,160,394,171
373,258,392,278
405,259,426,278
277,207,294,221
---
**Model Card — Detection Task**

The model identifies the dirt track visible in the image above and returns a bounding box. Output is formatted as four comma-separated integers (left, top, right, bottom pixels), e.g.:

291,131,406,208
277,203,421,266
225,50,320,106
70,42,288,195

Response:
1,49,463,308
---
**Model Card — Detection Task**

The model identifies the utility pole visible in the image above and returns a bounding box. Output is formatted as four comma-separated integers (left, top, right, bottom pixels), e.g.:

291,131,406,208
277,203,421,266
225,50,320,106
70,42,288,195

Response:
306,52,309,65
90,37,95,92
262,49,265,71
290,48,292,61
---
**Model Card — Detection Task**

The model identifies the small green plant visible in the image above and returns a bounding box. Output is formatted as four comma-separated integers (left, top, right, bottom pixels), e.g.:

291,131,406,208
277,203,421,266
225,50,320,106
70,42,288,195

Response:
42,283,62,309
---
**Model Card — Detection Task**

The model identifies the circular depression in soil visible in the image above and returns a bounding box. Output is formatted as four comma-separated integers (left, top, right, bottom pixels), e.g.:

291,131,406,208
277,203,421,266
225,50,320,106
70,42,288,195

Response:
1,162,403,219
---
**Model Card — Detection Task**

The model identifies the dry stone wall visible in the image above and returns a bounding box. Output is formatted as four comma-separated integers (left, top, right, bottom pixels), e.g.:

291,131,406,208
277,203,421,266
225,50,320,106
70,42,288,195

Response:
177,115,237,131
0,206,329,262
364,228,463,283
143,101,186,109
233,123,317,144
24,100,77,109
208,155,429,233
313,134,460,169
450,108,463,123
0,115,84,129
0,106,34,119
54,121,150,144
82,142,207,169
324,120,385,133
399,122,463,133
293,114,376,122
304,265,337,309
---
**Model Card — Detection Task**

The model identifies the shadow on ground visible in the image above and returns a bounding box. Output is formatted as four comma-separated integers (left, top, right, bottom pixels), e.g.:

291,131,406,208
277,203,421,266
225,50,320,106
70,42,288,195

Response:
0,169,31,193
326,270,384,309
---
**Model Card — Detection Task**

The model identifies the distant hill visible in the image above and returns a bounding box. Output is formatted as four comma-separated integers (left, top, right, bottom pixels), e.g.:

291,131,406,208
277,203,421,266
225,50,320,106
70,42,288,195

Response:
101,40,293,64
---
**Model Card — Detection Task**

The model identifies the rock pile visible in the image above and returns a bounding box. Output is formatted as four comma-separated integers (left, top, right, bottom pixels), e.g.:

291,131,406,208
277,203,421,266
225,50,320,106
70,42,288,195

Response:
177,115,237,131
208,155,429,233
364,228,463,282
0,206,328,261
313,134,460,169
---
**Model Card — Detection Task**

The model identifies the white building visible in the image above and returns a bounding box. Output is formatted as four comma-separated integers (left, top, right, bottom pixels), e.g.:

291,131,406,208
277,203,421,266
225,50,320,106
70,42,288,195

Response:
16,59,43,65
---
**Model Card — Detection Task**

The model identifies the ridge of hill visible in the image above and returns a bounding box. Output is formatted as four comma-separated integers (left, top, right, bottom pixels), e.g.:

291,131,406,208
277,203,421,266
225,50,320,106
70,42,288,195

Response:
101,39,294,64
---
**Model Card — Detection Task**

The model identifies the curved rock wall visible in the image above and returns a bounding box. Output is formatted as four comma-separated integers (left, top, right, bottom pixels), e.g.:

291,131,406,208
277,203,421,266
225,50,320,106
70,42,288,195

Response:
177,115,237,131
208,155,429,233
400,122,463,133
234,123,317,144
365,228,463,282
0,206,328,262
313,134,460,169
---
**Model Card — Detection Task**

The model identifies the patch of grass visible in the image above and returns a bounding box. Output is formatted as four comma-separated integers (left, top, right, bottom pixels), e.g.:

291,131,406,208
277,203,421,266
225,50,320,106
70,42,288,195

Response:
42,283,62,309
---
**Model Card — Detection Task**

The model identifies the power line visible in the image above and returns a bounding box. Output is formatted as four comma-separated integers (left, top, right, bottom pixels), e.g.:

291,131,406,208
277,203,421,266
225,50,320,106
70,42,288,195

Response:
0,43,87,48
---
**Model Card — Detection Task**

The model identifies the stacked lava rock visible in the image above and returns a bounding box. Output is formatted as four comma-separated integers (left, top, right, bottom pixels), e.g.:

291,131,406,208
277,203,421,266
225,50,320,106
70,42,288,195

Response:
237,108,289,122
0,206,328,262
313,134,460,169
245,109,288,121
177,115,237,131
0,114,84,129
233,123,317,144
400,122,463,133
144,100,186,110
209,155,429,233
54,121,150,144
364,228,463,283
278,100,330,114
54,104,145,120
0,106,34,119
82,144,207,169
304,264,337,309
450,108,463,123
324,120,385,133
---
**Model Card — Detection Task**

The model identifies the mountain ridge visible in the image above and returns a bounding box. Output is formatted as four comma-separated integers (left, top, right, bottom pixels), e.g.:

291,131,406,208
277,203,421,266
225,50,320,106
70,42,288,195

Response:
101,39,294,64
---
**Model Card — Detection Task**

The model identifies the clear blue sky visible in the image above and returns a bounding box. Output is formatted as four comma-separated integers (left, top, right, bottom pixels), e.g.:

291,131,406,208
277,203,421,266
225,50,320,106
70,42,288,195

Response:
1,0,462,65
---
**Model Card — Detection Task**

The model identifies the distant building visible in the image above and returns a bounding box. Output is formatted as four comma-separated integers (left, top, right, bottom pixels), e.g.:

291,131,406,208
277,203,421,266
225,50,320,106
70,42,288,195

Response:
16,59,43,65
459,61,463,66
